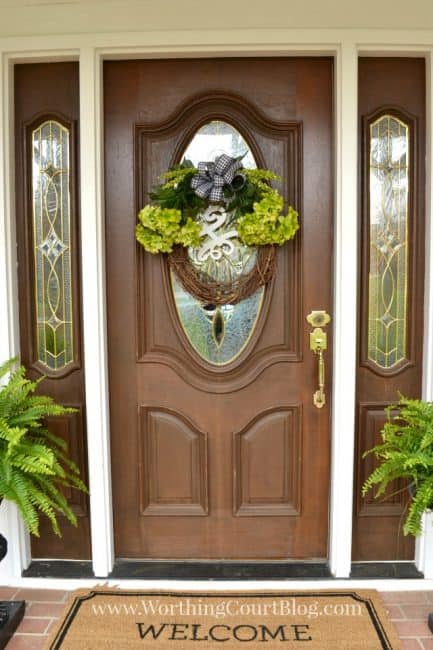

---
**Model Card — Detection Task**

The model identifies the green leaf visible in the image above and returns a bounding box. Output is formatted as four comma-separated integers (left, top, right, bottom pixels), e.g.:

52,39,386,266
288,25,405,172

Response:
0,358,87,537
362,395,433,536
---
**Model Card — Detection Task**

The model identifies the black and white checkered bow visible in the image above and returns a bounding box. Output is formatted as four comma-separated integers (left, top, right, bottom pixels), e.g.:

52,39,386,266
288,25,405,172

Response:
190,154,243,203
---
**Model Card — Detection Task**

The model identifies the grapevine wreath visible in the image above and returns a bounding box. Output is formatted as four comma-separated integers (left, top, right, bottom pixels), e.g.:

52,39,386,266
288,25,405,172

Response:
135,154,299,305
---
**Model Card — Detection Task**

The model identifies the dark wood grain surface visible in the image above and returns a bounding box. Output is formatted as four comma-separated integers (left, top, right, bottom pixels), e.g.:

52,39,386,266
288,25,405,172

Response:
104,58,333,559
353,58,426,561
14,62,90,559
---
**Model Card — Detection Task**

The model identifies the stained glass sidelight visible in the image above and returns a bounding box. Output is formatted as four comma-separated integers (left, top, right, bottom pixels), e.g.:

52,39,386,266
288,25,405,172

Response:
368,115,409,370
171,121,264,365
32,120,74,371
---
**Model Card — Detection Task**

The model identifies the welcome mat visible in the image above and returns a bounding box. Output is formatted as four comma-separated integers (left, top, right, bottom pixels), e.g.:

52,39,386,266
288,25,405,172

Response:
46,589,401,649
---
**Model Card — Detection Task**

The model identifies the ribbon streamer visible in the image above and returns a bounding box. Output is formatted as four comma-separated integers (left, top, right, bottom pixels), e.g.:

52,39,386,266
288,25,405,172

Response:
191,154,243,203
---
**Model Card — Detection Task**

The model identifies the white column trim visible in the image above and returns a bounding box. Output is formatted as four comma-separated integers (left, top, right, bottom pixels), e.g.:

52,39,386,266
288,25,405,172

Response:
416,48,433,577
79,47,114,577
0,52,31,582
416,512,433,578
0,56,19,380
328,42,359,578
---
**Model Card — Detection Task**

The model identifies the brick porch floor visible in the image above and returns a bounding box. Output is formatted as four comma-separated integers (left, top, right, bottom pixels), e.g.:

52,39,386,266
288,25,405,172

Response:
0,587,432,648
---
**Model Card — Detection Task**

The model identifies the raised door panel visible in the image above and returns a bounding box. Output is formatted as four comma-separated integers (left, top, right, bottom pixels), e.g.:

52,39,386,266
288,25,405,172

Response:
138,407,208,515
355,404,408,518
44,406,88,518
233,408,301,516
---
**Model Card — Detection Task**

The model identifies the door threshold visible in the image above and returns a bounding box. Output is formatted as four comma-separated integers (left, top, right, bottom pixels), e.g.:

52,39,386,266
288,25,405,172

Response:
23,560,330,580
22,560,94,579
350,562,423,579
110,561,331,580
22,560,423,580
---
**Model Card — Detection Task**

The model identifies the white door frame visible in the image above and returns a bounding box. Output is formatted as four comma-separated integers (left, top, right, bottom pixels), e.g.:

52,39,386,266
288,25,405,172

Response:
0,31,432,584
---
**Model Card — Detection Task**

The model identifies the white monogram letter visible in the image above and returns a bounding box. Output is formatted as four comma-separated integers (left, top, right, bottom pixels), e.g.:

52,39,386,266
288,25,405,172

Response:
196,207,238,262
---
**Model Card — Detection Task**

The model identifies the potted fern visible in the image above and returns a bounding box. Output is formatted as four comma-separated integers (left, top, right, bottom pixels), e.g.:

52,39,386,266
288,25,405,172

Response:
0,358,88,536
0,358,88,645
362,395,433,537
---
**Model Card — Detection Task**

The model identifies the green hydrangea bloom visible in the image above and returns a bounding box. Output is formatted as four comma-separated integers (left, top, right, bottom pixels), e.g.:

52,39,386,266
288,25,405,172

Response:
136,205,202,253
176,217,202,248
237,191,299,246
135,225,173,253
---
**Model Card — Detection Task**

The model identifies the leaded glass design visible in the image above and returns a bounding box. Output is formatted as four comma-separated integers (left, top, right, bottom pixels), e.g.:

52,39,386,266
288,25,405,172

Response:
171,274,264,365
368,115,409,369
171,121,264,365
32,120,74,371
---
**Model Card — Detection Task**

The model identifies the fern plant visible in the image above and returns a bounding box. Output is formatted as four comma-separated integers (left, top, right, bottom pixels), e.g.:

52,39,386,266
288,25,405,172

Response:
362,396,433,536
0,358,88,537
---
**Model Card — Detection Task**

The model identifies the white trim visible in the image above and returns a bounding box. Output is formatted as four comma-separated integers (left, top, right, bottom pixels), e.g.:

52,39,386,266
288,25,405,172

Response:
0,28,432,51
0,52,31,582
416,48,433,577
79,47,114,577
421,55,433,401
416,511,433,579
0,56,19,376
328,43,358,578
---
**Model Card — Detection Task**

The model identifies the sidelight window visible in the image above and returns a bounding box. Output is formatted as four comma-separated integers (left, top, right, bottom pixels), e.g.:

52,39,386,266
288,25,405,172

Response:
367,114,409,370
32,119,74,371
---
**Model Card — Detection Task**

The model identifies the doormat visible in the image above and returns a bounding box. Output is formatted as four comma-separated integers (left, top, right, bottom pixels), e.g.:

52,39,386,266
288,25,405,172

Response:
46,588,401,649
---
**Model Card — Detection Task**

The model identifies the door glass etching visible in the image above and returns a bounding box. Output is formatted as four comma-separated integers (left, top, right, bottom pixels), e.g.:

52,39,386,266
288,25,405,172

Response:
32,119,74,371
171,121,264,365
368,114,409,370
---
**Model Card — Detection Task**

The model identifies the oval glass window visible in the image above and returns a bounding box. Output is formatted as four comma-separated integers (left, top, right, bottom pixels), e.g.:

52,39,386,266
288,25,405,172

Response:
171,121,264,366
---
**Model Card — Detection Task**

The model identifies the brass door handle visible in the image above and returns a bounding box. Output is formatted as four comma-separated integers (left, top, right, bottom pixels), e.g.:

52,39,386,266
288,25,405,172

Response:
306,311,331,409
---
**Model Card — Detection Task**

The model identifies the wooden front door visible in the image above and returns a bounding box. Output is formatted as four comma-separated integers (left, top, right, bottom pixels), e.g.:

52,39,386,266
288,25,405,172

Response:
104,58,333,559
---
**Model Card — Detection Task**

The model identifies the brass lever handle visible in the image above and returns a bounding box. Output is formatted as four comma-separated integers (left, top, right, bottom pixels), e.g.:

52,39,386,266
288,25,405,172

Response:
314,347,326,409
306,311,331,409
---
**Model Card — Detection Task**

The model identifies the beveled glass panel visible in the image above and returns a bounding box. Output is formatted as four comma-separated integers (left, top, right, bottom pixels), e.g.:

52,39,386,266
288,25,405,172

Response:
183,121,256,169
32,120,74,371
368,115,409,369
172,121,263,366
